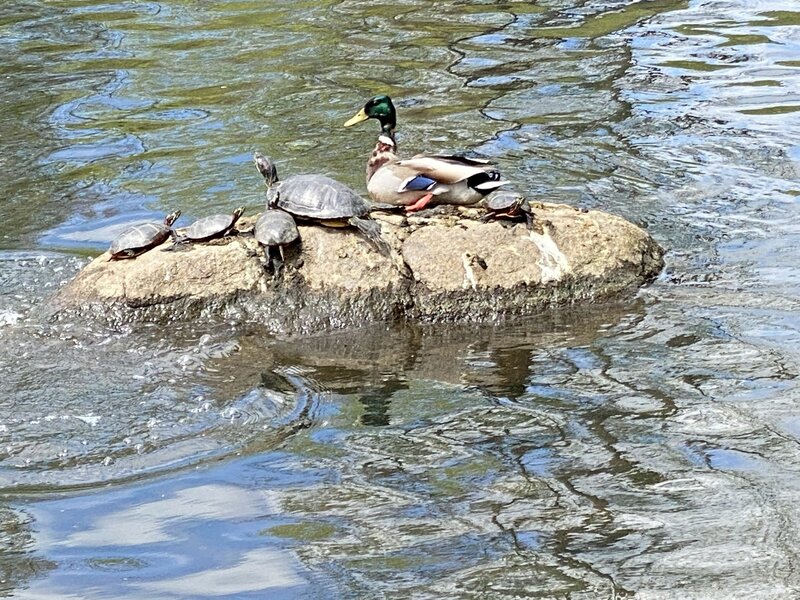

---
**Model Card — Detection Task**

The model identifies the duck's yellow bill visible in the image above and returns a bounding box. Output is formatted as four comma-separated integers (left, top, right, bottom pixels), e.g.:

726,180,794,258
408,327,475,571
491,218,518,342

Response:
344,108,369,127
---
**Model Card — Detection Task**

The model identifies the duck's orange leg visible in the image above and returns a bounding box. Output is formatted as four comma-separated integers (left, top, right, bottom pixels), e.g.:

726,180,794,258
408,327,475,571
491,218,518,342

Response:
405,193,434,212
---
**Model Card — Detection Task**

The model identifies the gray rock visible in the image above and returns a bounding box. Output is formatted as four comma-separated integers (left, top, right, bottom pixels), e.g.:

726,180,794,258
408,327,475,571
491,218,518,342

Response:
52,203,664,333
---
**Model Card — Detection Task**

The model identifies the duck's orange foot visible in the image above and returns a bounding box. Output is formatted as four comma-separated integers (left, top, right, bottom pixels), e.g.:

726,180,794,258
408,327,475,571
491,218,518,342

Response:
405,193,434,212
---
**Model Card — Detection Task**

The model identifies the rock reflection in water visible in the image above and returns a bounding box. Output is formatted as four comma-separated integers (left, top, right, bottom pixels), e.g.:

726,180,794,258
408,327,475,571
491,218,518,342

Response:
0,506,55,596
265,301,639,405
220,305,645,596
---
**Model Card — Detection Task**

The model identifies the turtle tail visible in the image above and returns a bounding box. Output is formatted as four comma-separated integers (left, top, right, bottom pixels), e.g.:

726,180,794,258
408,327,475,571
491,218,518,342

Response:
349,217,391,257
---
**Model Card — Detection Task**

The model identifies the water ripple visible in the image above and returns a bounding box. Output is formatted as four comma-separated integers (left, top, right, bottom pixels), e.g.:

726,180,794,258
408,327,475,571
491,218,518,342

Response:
2,0,800,597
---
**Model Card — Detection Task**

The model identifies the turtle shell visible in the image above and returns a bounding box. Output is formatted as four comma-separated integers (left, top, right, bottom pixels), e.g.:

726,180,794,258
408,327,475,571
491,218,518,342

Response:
254,209,299,246
273,175,370,221
182,208,243,241
109,211,180,258
484,191,525,212
182,215,233,241
110,223,170,257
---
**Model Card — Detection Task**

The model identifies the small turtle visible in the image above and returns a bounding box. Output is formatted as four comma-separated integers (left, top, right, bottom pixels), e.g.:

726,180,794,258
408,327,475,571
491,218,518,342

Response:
254,208,299,276
172,206,246,246
253,153,389,255
480,191,534,229
108,210,181,260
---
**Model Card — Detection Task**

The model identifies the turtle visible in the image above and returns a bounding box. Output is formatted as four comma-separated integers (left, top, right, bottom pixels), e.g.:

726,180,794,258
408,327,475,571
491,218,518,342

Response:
108,210,181,260
480,191,535,229
253,152,389,256
171,206,246,246
254,208,299,276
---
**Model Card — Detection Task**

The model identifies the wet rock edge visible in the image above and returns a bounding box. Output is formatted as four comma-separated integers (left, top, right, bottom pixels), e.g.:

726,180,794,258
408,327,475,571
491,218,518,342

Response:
49,204,666,334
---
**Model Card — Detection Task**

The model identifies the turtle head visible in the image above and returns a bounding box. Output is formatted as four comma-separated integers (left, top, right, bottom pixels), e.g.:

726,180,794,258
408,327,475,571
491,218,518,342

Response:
253,152,279,187
164,210,181,226
266,186,280,210
344,95,397,134
232,206,246,221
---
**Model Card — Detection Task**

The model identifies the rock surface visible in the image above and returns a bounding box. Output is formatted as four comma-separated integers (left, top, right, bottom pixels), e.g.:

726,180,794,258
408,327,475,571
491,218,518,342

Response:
53,203,664,333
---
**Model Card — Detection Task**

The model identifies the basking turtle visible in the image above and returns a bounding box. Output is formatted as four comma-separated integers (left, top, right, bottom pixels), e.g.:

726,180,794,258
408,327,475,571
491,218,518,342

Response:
108,210,181,260
172,206,246,246
480,191,534,229
253,153,389,255
254,208,299,275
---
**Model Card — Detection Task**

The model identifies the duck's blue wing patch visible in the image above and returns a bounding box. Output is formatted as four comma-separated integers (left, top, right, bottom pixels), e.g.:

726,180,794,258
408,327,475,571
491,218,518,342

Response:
399,175,438,192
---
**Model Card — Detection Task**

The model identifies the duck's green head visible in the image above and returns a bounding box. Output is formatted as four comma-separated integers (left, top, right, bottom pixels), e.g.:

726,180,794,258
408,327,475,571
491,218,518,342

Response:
344,95,396,132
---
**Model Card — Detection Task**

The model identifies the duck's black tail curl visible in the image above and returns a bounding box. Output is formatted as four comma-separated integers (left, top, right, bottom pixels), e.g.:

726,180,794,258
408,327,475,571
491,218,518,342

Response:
467,170,507,195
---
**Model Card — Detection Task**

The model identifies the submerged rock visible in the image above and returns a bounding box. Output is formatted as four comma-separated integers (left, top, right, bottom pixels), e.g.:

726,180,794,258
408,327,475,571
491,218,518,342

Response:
52,203,664,333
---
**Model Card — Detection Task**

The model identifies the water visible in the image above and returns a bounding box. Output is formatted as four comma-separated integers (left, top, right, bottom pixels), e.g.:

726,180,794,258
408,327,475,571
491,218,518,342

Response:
1,0,800,597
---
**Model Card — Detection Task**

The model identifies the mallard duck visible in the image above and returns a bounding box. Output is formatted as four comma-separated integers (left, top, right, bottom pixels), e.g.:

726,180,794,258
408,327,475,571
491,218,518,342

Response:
344,95,508,212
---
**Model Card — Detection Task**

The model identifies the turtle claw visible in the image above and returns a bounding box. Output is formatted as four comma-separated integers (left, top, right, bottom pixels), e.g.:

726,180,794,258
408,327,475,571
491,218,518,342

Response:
163,239,190,252
350,216,391,257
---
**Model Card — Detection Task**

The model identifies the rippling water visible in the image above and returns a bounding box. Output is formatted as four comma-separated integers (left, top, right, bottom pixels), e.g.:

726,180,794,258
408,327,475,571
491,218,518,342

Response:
2,0,800,597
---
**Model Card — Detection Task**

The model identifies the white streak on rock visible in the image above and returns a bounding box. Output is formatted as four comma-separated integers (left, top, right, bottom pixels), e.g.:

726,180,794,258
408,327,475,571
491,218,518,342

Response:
529,229,570,283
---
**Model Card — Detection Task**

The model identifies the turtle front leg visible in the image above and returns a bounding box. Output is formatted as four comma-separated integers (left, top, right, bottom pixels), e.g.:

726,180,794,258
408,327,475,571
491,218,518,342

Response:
275,245,286,278
164,235,189,252
263,245,285,279
524,211,535,231
262,246,275,276
349,217,391,257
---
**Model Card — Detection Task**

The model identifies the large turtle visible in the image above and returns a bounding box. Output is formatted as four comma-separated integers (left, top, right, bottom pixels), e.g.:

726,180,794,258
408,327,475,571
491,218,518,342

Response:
480,191,534,229
108,210,181,260
172,206,246,246
254,208,299,276
253,152,388,255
